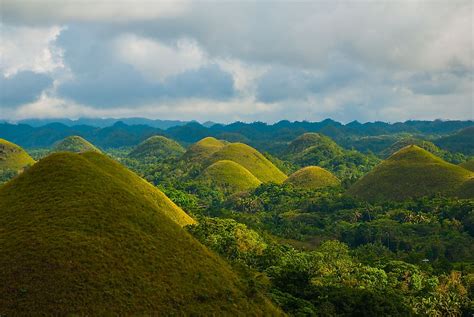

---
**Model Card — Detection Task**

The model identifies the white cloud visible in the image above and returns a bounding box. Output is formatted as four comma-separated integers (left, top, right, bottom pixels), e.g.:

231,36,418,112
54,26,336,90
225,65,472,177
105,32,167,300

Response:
1,1,472,122
216,59,268,95
0,24,64,77
113,34,206,82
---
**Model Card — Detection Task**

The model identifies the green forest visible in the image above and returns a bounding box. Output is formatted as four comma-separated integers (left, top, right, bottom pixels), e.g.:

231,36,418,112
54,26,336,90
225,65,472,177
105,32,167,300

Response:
0,121,473,315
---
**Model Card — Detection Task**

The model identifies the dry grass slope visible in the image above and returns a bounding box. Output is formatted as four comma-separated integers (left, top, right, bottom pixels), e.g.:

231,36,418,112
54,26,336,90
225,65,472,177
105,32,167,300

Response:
208,143,287,183
183,137,226,161
128,135,185,160
0,152,281,315
284,166,340,189
348,145,473,201
459,160,474,172
53,136,101,153
0,138,35,170
200,160,262,193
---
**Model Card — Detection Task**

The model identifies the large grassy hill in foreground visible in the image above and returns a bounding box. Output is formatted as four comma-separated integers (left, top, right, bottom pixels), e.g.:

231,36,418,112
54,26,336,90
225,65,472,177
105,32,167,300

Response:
348,145,473,201
199,160,262,193
53,135,101,153
128,135,185,160
284,166,340,190
0,138,35,170
208,143,287,183
0,152,280,315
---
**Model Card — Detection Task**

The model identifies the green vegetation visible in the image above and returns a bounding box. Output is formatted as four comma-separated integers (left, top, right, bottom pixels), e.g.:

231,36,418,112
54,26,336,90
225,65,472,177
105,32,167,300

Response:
380,137,444,158
284,166,340,190
199,160,262,193
348,145,473,201
286,133,344,156
0,138,35,184
284,133,380,183
380,137,467,164
460,160,474,172
2,121,473,316
436,126,474,155
457,178,474,199
128,135,185,161
53,135,101,153
183,136,226,161
0,152,280,315
189,196,473,316
208,143,287,183
0,138,35,170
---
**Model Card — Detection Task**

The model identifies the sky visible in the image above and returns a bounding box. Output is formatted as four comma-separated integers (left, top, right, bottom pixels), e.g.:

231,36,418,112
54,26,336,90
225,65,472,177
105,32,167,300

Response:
0,0,472,123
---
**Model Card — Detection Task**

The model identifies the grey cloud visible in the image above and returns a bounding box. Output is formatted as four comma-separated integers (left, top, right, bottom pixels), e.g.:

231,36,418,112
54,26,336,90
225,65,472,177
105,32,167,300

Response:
55,25,234,107
0,71,53,107
1,1,472,122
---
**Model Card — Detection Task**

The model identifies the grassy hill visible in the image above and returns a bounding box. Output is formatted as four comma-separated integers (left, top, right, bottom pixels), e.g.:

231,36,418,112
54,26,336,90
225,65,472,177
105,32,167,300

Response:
347,145,473,201
457,178,474,199
183,137,226,161
0,152,280,315
0,138,35,170
435,126,474,155
459,160,474,172
284,166,340,189
128,135,185,160
286,132,344,156
208,143,287,183
53,135,101,153
380,137,443,158
200,160,262,193
284,133,380,180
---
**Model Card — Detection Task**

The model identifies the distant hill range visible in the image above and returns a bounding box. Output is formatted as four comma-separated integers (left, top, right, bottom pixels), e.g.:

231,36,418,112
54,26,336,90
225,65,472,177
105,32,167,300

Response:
0,119,472,154
14,117,200,129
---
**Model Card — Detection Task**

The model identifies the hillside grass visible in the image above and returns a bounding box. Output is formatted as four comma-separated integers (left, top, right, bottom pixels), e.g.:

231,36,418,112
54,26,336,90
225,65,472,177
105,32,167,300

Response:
208,143,287,183
380,137,443,158
457,178,474,199
128,135,185,160
200,160,262,193
348,145,473,201
53,135,101,153
0,138,35,170
0,152,281,315
286,133,344,156
284,166,340,189
459,160,474,172
183,136,226,161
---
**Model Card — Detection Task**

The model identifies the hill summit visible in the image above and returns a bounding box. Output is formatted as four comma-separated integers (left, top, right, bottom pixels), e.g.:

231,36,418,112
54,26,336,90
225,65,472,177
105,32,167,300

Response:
284,132,345,167
183,137,226,161
0,152,279,315
284,166,340,189
128,135,185,160
53,136,101,153
0,138,35,170
348,145,473,201
207,143,287,183
200,160,262,193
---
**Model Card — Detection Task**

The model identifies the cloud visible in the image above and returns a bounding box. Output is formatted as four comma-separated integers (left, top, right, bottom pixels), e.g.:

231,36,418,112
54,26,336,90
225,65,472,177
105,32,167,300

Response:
1,0,189,24
114,34,206,82
0,24,64,77
0,71,53,107
0,1,472,123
